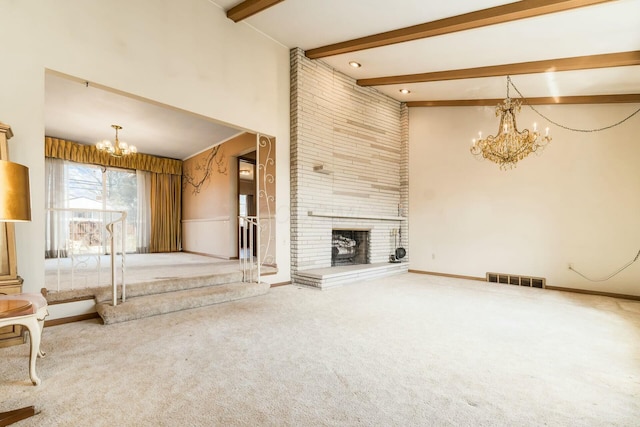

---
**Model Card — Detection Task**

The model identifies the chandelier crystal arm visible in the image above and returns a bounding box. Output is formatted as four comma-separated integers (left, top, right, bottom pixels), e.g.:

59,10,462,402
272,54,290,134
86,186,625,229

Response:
470,77,551,170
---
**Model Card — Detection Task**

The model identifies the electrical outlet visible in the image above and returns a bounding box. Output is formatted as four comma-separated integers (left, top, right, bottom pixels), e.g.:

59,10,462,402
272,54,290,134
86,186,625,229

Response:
432,253,435,260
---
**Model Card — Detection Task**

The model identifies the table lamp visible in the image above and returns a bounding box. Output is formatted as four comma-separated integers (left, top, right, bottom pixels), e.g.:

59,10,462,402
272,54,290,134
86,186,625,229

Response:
0,159,31,221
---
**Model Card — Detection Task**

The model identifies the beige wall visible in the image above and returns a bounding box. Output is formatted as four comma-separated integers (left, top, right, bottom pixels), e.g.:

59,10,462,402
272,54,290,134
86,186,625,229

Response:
409,103,640,296
239,179,255,199
183,133,255,220
182,133,255,258
0,0,291,289
182,132,277,261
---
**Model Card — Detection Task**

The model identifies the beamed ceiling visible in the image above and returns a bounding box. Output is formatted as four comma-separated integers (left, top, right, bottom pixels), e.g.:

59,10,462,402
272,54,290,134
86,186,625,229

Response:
219,0,640,106
45,1,640,160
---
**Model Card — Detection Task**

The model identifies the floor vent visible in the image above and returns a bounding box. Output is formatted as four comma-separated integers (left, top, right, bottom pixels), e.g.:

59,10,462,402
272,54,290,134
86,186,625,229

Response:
486,272,545,288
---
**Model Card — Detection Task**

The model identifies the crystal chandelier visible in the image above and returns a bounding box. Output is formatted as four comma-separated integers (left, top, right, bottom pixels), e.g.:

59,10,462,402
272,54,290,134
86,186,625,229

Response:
96,124,137,157
471,77,551,170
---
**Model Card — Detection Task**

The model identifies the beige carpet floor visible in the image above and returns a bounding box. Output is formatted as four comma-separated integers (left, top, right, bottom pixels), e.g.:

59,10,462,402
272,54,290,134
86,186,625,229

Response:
2,273,639,426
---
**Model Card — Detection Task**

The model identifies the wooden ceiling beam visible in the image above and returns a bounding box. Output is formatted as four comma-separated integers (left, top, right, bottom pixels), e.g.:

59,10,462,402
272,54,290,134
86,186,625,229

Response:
227,0,285,22
305,0,613,59
406,94,640,107
357,51,640,86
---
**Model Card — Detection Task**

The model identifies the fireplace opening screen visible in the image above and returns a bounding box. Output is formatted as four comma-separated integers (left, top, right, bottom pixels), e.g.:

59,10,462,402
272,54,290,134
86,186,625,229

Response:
331,230,370,266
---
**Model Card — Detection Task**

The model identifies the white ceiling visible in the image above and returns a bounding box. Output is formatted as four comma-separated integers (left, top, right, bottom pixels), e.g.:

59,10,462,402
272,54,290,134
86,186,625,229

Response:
222,0,640,101
45,72,243,160
45,0,640,159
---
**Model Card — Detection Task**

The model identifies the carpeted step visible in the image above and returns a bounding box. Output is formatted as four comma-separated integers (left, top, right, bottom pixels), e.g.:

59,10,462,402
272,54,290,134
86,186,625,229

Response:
93,271,244,303
96,281,269,325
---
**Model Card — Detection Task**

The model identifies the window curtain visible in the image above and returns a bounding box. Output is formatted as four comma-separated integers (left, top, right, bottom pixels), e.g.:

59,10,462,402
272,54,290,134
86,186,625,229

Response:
44,158,68,258
136,170,151,253
46,137,183,254
45,137,182,175
150,173,182,253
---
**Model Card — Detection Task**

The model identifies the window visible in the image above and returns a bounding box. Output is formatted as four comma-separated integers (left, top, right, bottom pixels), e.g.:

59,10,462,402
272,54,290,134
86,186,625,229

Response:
46,160,142,255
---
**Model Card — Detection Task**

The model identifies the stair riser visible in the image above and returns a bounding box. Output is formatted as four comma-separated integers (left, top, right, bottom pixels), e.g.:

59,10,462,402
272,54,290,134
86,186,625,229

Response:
94,272,244,303
96,282,269,325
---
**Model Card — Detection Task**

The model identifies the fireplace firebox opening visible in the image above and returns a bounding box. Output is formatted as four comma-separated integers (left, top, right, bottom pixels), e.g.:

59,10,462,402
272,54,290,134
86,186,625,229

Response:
331,229,370,266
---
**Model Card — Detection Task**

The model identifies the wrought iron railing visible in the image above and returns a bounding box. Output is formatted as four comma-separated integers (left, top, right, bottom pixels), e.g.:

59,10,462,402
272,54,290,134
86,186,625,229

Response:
106,212,127,306
238,215,260,283
45,208,127,306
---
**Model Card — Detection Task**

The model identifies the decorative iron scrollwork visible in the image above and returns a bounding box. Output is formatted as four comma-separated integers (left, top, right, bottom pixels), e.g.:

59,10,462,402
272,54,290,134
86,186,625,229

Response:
258,135,275,266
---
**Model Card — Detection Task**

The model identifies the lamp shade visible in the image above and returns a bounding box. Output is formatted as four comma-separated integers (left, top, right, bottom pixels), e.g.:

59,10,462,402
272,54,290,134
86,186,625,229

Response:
0,160,31,221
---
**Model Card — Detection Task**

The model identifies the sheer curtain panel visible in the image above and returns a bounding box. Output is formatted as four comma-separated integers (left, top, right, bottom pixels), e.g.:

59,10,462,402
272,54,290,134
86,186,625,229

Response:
44,158,68,258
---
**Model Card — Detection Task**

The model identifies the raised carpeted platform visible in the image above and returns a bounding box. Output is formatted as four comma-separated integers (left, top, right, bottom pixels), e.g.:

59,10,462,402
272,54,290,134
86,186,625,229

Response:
44,253,274,325
93,270,270,324
96,280,269,324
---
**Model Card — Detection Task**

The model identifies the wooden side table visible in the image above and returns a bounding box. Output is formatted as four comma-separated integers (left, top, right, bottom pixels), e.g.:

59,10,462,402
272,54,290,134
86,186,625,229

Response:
0,300,41,425
0,300,32,318
0,294,48,386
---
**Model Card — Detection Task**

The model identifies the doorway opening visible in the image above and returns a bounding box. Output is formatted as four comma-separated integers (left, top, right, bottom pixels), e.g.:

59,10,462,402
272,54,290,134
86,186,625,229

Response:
238,154,256,259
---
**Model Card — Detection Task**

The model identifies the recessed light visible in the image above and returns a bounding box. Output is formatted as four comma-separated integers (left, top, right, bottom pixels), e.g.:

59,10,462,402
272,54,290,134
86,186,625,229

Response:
399,89,410,94
349,61,362,68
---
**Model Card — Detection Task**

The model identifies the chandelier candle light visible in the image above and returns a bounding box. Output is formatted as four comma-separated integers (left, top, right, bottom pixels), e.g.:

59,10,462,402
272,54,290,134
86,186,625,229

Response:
96,124,137,157
470,76,551,170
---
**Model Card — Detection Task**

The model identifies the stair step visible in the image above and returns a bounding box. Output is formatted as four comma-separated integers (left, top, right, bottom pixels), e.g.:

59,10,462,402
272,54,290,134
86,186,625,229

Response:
96,281,269,325
93,271,244,303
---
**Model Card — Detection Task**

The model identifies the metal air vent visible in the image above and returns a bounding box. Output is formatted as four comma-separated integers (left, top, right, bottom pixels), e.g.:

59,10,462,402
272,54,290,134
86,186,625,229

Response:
486,272,545,288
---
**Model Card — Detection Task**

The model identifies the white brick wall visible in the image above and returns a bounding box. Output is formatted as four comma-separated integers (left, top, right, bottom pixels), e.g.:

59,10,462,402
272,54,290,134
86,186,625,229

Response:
290,48,409,279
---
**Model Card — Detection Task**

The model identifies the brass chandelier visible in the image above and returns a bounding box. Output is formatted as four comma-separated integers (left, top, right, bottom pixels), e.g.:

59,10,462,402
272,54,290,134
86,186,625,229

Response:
96,124,137,157
471,76,551,170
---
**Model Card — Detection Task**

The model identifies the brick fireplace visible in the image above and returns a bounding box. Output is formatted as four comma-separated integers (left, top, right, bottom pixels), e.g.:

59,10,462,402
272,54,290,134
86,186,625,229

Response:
290,48,409,288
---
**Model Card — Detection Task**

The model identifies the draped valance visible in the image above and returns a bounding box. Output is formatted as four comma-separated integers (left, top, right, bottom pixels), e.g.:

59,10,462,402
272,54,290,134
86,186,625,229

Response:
45,137,182,175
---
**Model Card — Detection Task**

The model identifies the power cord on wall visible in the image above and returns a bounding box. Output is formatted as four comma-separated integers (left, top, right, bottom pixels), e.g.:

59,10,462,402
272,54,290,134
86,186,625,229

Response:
568,249,640,282
508,78,640,133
